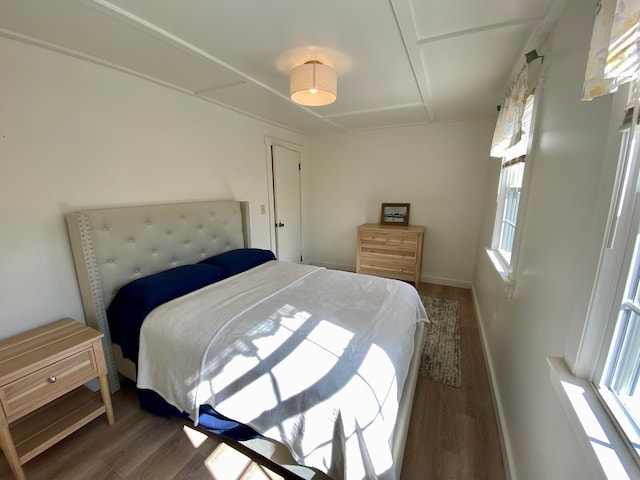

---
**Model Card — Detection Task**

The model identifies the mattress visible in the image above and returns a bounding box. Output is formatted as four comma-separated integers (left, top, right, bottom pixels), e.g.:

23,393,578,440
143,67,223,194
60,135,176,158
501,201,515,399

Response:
136,261,427,479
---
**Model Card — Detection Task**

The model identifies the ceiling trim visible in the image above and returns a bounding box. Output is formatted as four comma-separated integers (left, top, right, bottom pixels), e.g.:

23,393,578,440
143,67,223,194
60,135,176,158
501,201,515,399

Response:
0,28,195,95
389,0,437,123
500,0,569,95
0,28,340,137
323,102,425,119
83,0,336,123
194,82,247,96
416,16,545,46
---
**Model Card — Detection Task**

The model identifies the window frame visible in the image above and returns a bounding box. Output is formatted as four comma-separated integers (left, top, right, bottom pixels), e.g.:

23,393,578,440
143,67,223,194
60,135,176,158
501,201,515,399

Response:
590,121,640,464
487,91,539,287
555,81,640,478
493,161,525,266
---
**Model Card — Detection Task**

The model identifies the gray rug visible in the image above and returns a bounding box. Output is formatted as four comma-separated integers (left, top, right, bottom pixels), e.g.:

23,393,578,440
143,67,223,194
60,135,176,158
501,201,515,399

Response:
419,296,461,387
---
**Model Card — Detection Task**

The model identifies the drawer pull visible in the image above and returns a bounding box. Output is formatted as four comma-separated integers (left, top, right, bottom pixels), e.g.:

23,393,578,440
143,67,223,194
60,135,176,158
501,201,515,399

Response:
48,376,57,384
400,239,405,244
370,250,374,254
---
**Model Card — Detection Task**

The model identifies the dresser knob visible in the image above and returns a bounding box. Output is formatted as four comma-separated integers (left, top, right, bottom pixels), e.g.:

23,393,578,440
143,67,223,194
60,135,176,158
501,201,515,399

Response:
48,376,57,383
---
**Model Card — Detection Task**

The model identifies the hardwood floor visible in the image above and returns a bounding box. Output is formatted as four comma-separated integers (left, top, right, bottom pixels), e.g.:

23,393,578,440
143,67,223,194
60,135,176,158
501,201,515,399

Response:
0,284,505,480
400,284,505,479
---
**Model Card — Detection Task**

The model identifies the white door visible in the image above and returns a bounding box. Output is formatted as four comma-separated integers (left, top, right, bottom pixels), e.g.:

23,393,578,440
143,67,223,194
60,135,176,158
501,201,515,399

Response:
272,145,302,263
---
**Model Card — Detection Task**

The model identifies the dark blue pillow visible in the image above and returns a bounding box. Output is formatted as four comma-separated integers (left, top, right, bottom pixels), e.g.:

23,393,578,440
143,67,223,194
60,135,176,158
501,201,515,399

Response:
107,264,228,362
199,248,276,276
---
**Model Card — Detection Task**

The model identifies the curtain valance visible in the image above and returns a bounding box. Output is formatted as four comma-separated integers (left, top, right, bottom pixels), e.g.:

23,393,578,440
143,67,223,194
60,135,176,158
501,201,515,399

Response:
490,65,529,158
583,0,640,101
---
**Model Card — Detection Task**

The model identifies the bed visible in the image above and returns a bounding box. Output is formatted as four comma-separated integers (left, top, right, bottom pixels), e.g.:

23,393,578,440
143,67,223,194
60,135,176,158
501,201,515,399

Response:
65,199,427,480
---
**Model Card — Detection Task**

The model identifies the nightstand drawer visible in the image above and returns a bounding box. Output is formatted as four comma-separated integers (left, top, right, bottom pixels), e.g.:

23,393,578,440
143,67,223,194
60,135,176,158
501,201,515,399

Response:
0,349,97,420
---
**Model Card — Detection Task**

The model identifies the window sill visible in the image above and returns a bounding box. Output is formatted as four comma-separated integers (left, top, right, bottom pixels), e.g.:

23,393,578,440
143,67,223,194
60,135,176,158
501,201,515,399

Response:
485,249,515,296
547,356,640,480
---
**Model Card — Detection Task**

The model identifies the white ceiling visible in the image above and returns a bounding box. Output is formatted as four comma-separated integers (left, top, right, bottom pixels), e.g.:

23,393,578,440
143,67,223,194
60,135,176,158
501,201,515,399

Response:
1,0,567,135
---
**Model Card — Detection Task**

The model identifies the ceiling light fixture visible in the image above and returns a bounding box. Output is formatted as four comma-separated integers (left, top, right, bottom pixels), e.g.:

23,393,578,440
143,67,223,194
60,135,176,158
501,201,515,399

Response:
290,60,337,106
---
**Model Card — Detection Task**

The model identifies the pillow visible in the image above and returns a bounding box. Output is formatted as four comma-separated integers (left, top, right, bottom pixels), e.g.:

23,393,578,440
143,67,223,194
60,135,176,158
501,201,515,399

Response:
107,263,228,361
199,248,276,276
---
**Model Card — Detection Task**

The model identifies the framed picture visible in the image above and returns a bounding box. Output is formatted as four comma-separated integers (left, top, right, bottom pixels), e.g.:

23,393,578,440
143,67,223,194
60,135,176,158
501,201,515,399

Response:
380,203,410,226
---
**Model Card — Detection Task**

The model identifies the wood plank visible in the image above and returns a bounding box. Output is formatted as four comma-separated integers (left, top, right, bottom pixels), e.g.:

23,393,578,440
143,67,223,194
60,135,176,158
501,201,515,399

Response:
400,283,505,479
0,319,102,384
11,388,106,463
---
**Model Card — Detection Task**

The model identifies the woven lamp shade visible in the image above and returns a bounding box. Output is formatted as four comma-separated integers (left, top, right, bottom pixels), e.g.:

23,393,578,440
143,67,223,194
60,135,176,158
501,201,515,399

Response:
290,61,337,106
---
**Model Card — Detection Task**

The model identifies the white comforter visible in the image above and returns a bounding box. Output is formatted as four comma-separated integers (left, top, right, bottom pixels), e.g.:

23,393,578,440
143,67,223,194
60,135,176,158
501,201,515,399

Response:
137,261,427,479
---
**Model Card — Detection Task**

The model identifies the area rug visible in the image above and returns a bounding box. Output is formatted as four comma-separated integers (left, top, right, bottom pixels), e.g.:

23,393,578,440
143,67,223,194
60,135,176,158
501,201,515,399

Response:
419,296,461,387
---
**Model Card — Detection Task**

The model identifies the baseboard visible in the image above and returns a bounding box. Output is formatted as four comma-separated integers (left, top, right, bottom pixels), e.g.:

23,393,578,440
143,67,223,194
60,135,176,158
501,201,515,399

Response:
471,285,516,480
421,274,471,289
306,261,472,289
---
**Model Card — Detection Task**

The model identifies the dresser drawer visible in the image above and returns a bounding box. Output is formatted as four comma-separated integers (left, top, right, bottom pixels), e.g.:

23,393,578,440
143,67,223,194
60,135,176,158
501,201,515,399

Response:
359,258,416,275
387,233,419,250
359,263,416,282
359,246,417,264
359,231,388,247
0,349,97,420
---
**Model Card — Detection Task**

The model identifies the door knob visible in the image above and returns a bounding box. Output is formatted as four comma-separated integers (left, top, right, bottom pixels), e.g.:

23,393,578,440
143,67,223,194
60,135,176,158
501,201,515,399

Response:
278,222,285,227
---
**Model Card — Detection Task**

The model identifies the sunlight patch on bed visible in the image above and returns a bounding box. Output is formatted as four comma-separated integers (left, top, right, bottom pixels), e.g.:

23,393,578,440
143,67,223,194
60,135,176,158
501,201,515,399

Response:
357,343,398,418
200,305,309,397
261,342,396,479
271,319,353,402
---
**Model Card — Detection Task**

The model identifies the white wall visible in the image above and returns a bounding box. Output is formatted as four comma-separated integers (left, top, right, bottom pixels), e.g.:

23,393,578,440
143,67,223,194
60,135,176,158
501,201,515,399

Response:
1,30,495,339
472,1,622,478
1,37,304,338
305,120,494,286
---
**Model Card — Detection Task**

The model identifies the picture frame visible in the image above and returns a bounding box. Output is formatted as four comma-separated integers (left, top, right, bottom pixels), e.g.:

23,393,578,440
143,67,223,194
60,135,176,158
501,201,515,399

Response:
380,203,410,226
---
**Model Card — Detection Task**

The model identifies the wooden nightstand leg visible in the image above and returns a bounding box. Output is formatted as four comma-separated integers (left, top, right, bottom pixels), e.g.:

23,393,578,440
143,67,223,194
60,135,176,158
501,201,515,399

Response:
93,339,115,425
98,373,115,425
92,339,115,426
0,419,25,480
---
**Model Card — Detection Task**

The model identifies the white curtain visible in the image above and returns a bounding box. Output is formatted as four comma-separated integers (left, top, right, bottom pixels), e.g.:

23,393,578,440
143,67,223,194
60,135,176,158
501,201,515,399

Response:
490,65,528,158
583,0,640,101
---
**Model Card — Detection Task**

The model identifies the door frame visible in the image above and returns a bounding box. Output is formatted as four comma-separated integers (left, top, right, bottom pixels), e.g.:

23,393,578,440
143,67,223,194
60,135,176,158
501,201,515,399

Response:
264,136,304,259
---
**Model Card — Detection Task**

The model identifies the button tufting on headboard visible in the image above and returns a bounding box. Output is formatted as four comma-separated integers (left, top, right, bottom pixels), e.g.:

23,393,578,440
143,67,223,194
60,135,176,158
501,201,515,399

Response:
65,199,251,392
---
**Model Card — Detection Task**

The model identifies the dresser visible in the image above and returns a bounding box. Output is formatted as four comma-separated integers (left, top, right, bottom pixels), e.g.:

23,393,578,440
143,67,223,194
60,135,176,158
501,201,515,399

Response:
0,318,115,480
356,223,425,288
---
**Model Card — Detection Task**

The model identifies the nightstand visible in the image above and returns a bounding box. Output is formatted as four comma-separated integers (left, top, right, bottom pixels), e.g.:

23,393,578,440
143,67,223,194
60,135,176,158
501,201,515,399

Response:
0,318,115,480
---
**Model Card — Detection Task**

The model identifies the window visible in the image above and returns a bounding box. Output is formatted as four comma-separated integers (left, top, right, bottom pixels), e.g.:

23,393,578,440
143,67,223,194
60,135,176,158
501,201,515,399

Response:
593,109,640,462
490,94,535,271
548,89,640,480
496,162,524,263
549,3,640,476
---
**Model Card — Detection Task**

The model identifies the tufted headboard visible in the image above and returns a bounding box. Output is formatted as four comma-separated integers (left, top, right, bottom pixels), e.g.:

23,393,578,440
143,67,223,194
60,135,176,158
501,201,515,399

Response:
66,199,251,392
